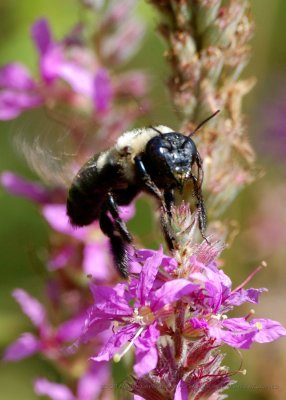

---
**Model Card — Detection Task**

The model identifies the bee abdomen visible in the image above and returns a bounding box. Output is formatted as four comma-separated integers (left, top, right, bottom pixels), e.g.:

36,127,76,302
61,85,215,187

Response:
67,184,104,227
66,163,104,227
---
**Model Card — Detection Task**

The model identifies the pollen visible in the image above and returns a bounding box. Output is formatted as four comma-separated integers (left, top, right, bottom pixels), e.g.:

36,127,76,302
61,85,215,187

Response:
255,322,263,330
137,306,155,325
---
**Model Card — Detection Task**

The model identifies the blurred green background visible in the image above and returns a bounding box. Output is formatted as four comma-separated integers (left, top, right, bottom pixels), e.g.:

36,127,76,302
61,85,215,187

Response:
1,1,286,399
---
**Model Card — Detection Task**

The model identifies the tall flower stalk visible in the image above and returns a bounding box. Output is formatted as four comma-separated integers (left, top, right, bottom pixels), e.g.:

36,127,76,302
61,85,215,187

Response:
1,1,286,400
149,0,256,221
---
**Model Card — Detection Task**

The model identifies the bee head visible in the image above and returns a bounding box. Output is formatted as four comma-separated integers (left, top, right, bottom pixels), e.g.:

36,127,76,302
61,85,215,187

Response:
144,132,197,189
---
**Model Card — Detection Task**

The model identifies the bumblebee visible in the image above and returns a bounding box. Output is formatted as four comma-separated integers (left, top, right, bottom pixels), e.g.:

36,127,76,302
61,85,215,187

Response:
67,110,220,278
67,119,213,278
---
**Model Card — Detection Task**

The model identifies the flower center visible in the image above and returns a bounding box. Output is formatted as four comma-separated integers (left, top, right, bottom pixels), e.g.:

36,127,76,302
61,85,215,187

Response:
134,306,155,325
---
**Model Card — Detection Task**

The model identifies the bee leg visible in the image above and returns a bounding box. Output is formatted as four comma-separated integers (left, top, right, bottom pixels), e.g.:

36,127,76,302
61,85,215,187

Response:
106,193,133,244
164,190,174,217
195,152,204,190
134,156,163,202
190,173,209,244
160,190,177,251
99,211,129,278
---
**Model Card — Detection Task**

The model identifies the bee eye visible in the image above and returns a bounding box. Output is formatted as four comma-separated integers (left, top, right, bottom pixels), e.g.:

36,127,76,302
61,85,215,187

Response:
160,141,173,152
159,145,170,154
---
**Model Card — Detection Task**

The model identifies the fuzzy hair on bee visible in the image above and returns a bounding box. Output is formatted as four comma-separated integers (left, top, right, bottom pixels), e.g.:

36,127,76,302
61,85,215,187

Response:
67,124,209,278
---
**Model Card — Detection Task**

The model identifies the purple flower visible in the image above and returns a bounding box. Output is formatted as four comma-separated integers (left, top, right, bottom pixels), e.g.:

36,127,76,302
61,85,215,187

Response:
32,19,110,105
4,289,48,361
3,289,84,361
82,249,197,377
0,171,52,203
0,64,42,119
220,317,286,349
0,19,112,120
4,333,41,361
34,361,109,400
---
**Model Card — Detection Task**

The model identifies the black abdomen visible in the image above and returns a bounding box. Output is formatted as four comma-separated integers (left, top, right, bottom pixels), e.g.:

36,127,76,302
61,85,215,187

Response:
67,158,104,227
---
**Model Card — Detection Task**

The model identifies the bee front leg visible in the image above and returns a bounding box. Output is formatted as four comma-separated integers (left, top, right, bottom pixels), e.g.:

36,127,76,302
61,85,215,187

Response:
195,152,204,190
99,210,129,278
189,173,209,244
134,156,163,202
161,190,177,251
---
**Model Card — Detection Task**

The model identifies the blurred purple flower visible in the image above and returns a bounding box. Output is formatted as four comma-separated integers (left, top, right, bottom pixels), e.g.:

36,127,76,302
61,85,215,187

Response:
99,0,145,65
102,20,145,65
3,289,84,361
113,71,149,98
32,19,111,105
93,68,112,113
4,333,41,361
0,64,42,119
1,171,52,203
34,361,109,400
0,19,112,120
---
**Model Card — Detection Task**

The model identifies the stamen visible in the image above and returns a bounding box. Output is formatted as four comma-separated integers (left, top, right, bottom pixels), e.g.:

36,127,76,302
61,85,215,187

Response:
245,309,255,321
113,326,144,363
231,262,267,293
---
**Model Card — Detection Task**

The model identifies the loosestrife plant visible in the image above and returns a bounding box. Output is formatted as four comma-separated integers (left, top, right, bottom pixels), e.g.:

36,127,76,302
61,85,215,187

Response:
1,1,286,400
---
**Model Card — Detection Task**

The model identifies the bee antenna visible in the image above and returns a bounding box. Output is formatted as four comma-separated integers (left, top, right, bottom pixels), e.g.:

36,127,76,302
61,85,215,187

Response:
150,126,165,138
188,110,220,137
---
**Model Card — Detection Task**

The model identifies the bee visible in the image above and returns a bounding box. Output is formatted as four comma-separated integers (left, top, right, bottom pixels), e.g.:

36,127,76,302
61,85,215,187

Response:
67,111,219,278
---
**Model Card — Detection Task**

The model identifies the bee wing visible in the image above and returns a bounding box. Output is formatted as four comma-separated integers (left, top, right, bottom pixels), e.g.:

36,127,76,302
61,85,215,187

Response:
15,134,76,188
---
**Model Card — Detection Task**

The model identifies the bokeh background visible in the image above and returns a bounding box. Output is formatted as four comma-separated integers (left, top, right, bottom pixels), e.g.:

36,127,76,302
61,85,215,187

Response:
0,1,286,399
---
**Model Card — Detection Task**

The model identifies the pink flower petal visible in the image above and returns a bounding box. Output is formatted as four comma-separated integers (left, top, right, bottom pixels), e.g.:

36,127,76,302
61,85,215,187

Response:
93,68,112,113
251,318,286,343
77,362,109,400
0,91,42,120
31,19,53,56
136,247,163,305
92,324,137,362
0,63,36,90
34,378,75,400
57,314,86,342
0,171,49,203
13,289,46,328
134,345,158,377
42,204,86,240
90,284,131,316
134,325,159,377
4,333,40,361
174,380,188,400
56,62,94,97
151,279,197,311
83,242,113,280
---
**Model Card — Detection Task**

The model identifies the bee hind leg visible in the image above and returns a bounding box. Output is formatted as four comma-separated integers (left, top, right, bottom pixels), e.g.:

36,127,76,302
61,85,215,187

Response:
99,211,129,278
106,193,133,244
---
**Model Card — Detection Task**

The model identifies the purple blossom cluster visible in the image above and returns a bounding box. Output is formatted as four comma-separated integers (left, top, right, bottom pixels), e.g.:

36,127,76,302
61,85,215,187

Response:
79,241,286,399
